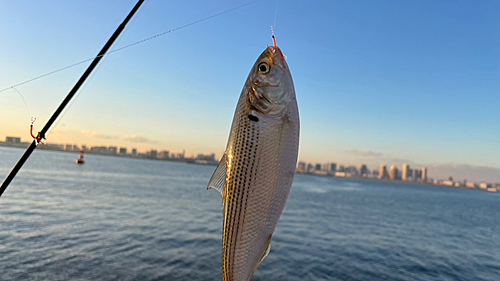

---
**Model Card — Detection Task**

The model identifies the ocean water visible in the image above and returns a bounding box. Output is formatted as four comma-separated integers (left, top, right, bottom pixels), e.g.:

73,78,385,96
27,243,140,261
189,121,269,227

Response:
0,146,499,281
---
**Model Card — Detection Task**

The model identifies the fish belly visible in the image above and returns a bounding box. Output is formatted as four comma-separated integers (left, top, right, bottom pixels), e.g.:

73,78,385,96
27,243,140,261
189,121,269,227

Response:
222,105,299,281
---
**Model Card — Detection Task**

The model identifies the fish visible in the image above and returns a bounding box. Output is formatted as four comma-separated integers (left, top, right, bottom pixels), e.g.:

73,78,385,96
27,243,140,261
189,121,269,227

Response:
207,44,299,281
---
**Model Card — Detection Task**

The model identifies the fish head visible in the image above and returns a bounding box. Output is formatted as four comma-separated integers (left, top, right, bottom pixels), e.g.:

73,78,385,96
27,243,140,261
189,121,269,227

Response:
246,46,295,117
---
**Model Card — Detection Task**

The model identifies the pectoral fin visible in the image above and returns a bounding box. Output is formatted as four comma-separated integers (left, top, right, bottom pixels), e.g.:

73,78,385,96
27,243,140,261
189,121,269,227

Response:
207,153,226,196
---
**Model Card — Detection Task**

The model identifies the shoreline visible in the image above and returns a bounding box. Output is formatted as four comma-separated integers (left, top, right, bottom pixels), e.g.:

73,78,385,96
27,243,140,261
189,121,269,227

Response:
296,171,498,193
1,144,496,193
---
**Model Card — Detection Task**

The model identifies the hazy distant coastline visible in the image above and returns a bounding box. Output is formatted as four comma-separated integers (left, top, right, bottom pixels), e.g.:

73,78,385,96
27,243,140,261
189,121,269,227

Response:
2,140,497,194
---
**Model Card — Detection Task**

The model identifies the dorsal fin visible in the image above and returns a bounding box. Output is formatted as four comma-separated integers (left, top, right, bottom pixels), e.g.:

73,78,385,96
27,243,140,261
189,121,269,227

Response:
207,153,226,195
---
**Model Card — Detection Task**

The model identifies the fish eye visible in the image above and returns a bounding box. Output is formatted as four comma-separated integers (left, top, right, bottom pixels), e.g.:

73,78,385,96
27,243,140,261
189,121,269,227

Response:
258,62,270,74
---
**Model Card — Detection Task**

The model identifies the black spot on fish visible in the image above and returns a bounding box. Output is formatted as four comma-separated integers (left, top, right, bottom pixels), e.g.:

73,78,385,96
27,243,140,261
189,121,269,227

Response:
248,114,259,122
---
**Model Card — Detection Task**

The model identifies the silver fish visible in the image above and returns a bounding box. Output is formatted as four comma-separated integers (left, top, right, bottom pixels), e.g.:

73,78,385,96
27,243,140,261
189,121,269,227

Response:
207,45,299,281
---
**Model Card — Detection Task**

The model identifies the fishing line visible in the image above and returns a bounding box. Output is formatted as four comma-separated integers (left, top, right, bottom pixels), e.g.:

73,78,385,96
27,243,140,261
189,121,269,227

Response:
0,0,261,94
273,0,278,31
10,86,31,124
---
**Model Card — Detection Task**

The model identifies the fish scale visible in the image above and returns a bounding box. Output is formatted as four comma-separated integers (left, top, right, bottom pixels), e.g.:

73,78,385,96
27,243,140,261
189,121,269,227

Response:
208,45,299,281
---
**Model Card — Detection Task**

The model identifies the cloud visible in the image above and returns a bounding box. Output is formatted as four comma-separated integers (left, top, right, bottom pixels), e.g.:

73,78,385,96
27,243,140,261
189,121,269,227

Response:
382,157,414,166
121,134,158,144
81,130,119,140
345,149,383,158
80,130,157,144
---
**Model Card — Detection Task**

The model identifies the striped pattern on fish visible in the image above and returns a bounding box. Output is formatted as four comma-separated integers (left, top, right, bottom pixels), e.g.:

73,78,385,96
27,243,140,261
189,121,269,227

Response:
208,45,299,281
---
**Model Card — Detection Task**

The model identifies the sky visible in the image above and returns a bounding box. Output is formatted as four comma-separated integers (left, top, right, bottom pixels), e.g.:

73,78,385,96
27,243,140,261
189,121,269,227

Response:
0,0,499,182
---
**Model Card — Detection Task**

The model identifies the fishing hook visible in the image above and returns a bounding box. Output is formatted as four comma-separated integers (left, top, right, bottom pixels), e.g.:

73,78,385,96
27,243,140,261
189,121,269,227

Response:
271,26,276,49
30,117,45,145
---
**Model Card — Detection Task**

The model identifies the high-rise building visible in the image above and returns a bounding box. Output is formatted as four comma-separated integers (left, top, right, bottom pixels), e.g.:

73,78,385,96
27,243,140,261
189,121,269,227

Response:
131,148,137,156
159,151,170,159
389,165,398,180
307,163,314,173
149,149,158,158
119,147,127,155
359,164,369,177
412,169,422,181
421,167,428,182
330,163,337,173
321,163,337,175
315,163,322,171
344,166,359,176
379,165,389,180
108,146,118,154
402,164,410,181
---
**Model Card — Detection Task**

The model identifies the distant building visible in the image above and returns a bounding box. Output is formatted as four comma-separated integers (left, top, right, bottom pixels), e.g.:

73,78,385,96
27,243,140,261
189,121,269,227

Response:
412,169,418,181
322,163,330,172
335,172,347,177
119,147,127,155
479,182,492,189
296,162,306,173
196,153,215,161
159,151,170,159
379,165,389,180
421,167,428,182
338,165,345,172
389,165,398,180
442,180,454,186
131,148,137,156
359,164,369,177
465,182,477,188
5,137,21,144
402,164,410,181
307,163,314,173
315,163,322,171
90,146,108,154
149,149,158,158
345,166,358,176
65,144,73,151
329,163,337,173
108,146,117,154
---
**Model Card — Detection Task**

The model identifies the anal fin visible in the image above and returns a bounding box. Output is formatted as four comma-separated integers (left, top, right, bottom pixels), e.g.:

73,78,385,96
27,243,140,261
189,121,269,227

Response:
258,235,272,265
247,235,272,281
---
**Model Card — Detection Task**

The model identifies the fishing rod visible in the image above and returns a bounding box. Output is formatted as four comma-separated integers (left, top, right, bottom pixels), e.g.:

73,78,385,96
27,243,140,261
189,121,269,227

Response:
0,0,145,198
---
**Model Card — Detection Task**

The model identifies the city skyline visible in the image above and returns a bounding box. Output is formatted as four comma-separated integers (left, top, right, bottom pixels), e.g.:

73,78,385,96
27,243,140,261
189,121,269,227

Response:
2,134,499,184
1,1,499,182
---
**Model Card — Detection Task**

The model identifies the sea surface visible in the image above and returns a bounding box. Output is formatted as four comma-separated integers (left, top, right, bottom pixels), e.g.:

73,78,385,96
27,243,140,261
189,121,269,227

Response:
0,146,499,281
